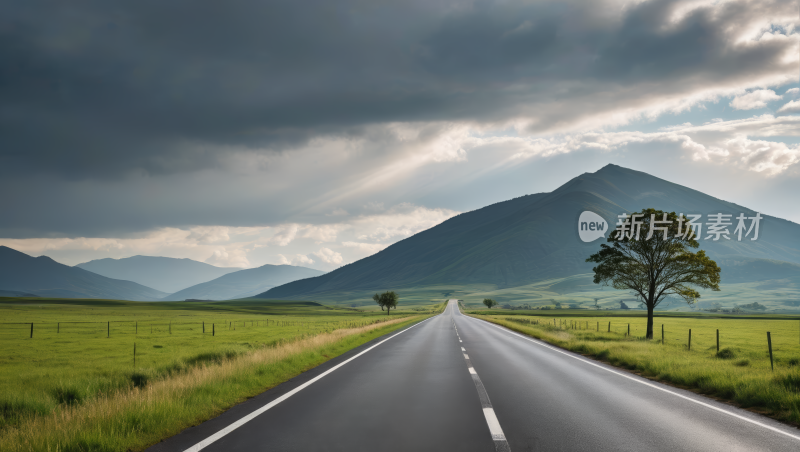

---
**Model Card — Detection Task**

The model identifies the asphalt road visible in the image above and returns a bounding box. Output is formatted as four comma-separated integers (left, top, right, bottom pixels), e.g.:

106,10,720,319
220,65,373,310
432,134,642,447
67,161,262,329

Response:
150,300,800,451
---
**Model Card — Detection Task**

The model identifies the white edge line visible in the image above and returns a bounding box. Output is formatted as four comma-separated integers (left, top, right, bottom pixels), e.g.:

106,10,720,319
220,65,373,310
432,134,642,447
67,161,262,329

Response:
183,315,437,452
464,315,800,443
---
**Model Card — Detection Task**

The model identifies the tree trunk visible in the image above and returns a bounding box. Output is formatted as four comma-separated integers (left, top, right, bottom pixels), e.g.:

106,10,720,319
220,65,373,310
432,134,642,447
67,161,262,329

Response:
387,306,390,316
646,304,654,339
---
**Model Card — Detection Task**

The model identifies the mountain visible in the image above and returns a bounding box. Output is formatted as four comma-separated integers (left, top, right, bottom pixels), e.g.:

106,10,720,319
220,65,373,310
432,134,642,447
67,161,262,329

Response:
0,290,39,297
76,256,240,293
162,264,324,301
0,246,167,300
261,164,800,301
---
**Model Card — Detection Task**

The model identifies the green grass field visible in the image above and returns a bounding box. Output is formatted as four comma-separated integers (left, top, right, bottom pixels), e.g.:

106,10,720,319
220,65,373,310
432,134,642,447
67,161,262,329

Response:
0,297,440,451
313,273,800,314
471,311,800,424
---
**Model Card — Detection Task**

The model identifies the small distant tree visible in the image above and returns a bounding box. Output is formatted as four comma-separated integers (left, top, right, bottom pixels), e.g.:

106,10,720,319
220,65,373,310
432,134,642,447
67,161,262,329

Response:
483,298,497,309
587,208,721,339
373,291,399,315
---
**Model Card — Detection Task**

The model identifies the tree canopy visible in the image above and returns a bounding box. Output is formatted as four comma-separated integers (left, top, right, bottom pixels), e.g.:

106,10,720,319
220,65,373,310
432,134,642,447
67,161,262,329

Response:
372,291,399,315
586,208,721,339
483,298,497,309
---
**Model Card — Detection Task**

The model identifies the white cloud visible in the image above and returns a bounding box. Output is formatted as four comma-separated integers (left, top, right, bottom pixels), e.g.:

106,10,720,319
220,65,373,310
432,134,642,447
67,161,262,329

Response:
205,248,250,268
353,203,459,242
187,226,232,244
312,248,343,266
302,224,344,243
341,241,389,255
778,100,800,113
277,253,315,266
268,224,299,246
729,90,782,110
723,136,800,175
786,88,800,96
505,115,800,176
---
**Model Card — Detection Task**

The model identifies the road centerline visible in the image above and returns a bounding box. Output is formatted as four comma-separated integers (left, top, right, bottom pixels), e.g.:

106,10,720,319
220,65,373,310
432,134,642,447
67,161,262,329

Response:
451,300,512,452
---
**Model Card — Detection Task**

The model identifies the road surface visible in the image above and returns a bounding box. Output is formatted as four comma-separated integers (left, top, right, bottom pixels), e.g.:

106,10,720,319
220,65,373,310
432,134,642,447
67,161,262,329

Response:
149,300,800,451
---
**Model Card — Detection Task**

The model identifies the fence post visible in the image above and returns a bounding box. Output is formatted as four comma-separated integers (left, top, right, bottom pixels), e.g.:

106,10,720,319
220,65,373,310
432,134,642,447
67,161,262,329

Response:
169,321,172,335
213,323,215,336
597,321,599,332
627,324,630,337
203,321,205,334
608,321,611,332
716,329,719,353
107,321,110,338
135,321,138,335
30,323,33,339
688,329,692,351
661,324,664,345
57,322,60,334
768,332,774,371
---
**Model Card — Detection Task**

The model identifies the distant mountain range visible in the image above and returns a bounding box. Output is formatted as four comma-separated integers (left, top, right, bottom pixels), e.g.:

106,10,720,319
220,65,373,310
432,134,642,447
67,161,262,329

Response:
261,164,800,301
161,264,324,301
76,256,240,293
0,247,323,302
0,246,168,300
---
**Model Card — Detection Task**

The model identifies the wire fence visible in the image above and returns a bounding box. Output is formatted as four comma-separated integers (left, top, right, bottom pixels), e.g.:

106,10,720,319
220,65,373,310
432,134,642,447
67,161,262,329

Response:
0,317,404,339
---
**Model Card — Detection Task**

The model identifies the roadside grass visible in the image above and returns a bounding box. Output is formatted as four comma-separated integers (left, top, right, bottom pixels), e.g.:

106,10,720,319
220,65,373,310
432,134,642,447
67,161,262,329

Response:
471,313,800,425
0,298,444,451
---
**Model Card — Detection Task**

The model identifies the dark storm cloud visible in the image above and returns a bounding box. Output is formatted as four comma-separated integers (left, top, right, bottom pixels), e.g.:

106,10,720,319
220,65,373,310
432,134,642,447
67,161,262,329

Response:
1,0,794,179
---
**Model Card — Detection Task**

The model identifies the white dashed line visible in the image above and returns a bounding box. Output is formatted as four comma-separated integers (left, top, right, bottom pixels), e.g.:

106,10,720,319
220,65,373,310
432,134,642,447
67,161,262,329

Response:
450,300,511,452
483,408,506,440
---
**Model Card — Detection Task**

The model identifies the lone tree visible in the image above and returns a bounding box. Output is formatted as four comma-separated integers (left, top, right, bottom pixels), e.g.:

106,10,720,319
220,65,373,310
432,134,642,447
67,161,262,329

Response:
373,291,399,315
483,298,497,309
586,208,721,340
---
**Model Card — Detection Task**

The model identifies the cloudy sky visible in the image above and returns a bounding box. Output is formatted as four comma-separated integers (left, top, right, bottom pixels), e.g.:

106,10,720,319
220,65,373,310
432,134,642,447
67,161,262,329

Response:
1,0,798,271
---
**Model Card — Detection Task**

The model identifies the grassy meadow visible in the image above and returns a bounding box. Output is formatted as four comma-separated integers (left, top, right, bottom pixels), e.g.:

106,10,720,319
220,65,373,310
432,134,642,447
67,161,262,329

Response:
470,311,800,424
0,297,441,451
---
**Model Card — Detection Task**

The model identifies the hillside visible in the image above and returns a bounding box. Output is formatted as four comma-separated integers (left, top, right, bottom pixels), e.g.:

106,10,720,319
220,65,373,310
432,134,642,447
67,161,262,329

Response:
261,164,800,301
162,264,324,301
0,246,167,301
76,256,240,293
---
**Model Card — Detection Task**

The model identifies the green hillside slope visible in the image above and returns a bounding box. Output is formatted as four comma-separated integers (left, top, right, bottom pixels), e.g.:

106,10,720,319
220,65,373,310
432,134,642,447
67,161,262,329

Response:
261,164,800,301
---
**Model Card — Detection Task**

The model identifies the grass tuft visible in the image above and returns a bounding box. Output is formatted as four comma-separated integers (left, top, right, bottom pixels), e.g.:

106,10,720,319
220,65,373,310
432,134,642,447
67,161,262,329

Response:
716,348,736,359
50,385,86,406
